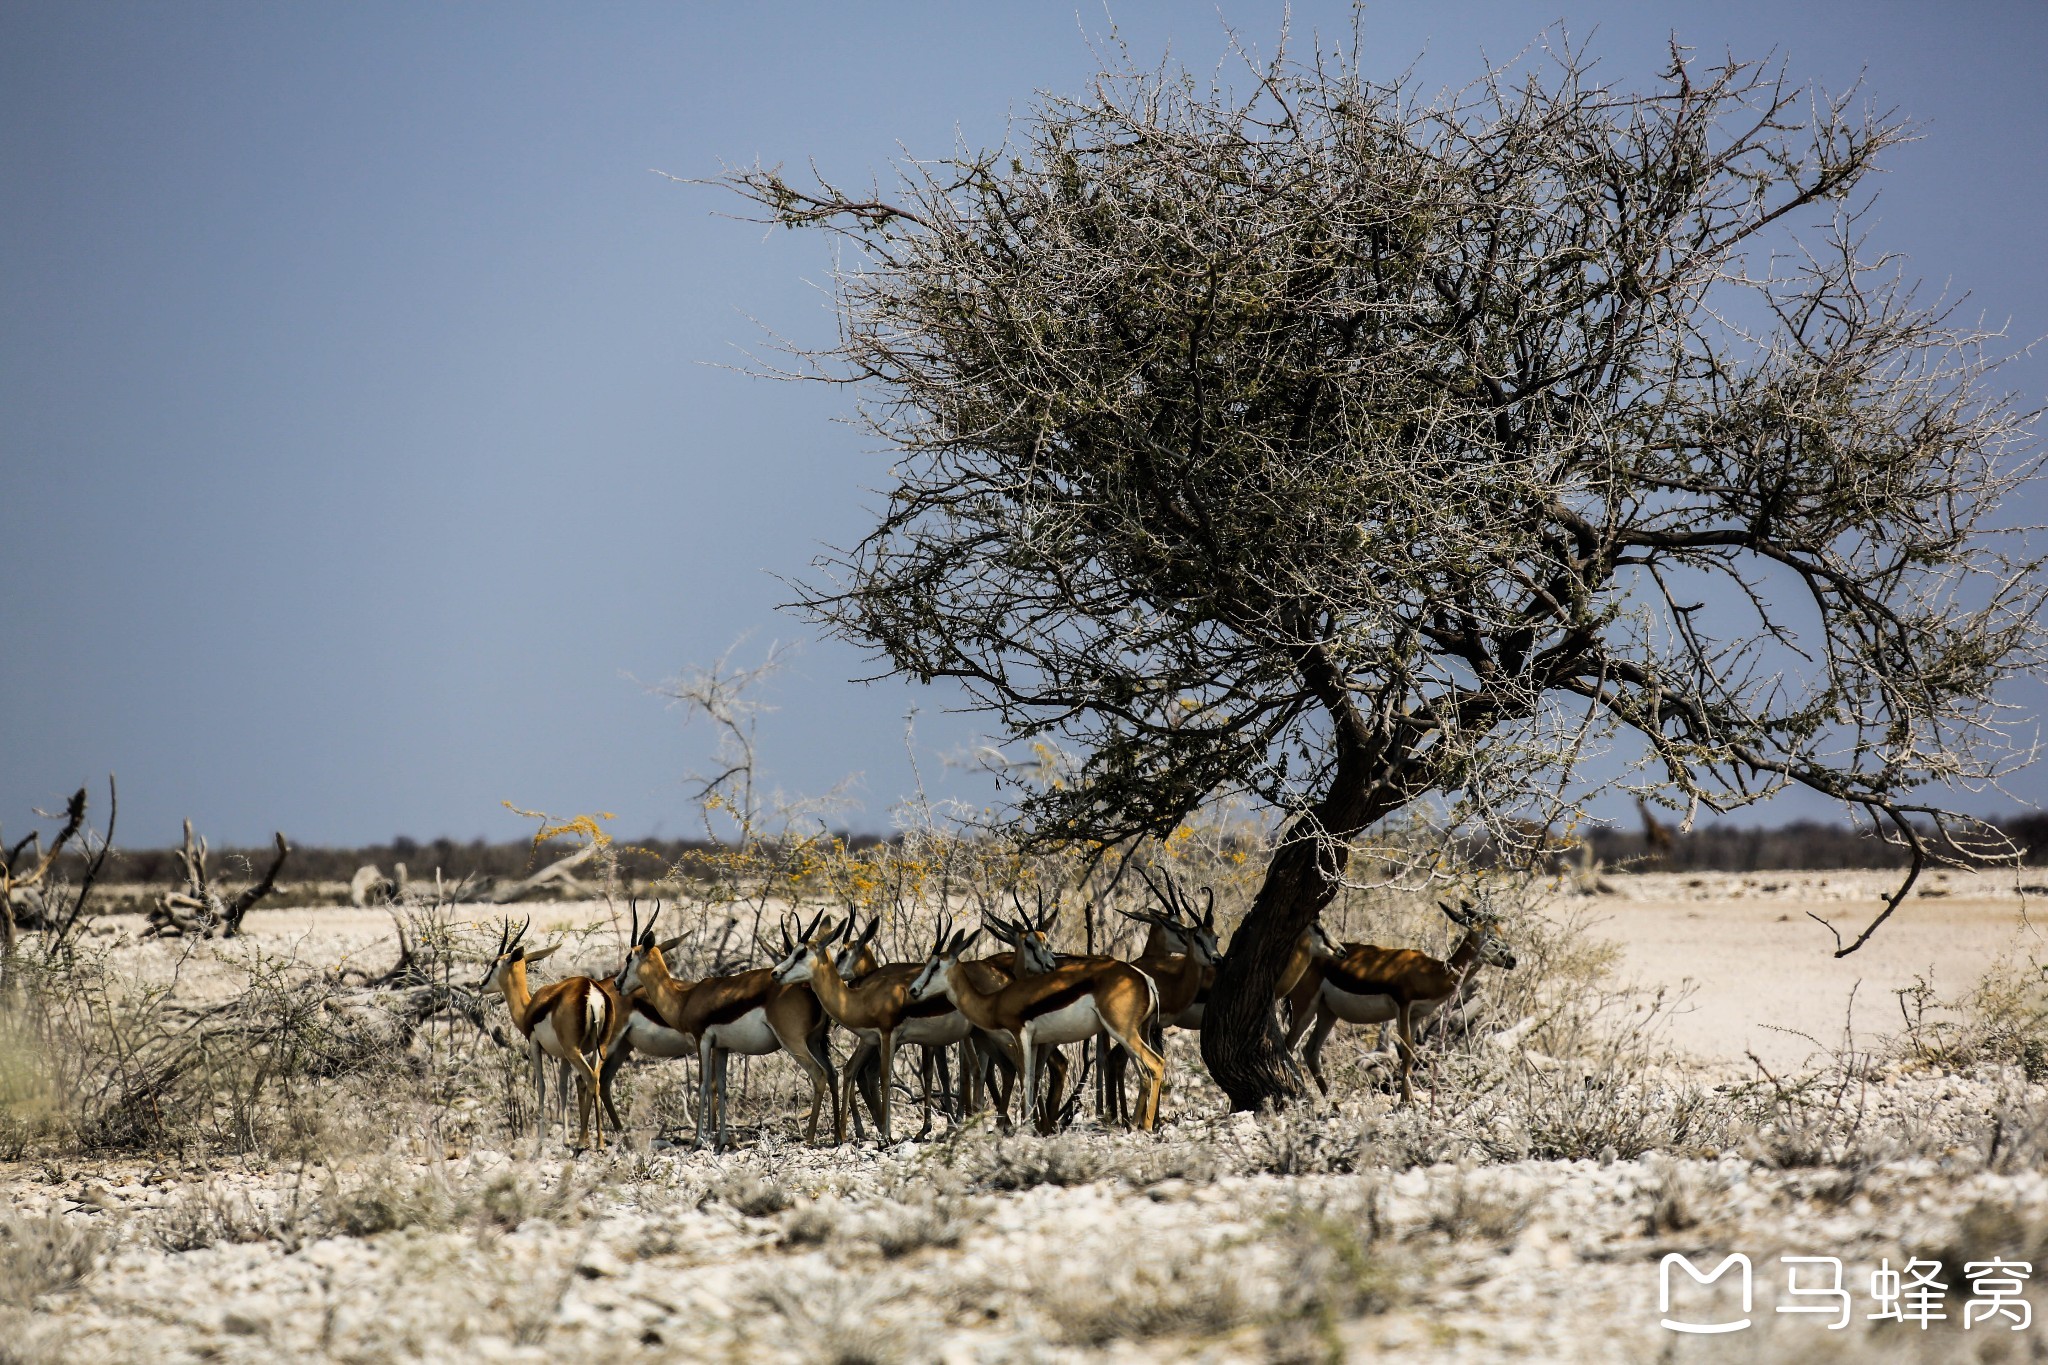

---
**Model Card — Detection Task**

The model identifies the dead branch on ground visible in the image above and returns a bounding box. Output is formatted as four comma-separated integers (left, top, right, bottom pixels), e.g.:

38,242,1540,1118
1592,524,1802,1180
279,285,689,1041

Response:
143,822,290,938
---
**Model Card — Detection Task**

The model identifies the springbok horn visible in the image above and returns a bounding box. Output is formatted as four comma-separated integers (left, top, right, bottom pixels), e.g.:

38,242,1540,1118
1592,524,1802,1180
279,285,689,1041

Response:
1144,865,1190,922
983,905,1031,937
1164,869,1186,919
1201,887,1216,928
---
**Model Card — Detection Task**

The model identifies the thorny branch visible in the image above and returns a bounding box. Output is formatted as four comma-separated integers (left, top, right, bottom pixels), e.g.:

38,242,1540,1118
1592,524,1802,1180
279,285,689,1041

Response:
709,30,2044,958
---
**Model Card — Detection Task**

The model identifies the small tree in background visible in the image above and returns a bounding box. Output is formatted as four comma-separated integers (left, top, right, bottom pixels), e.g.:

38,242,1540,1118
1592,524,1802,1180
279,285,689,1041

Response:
712,33,2044,1109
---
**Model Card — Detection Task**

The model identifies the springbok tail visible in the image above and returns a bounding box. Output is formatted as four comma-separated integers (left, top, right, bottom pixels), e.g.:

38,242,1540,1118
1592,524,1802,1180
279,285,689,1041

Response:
582,983,610,1053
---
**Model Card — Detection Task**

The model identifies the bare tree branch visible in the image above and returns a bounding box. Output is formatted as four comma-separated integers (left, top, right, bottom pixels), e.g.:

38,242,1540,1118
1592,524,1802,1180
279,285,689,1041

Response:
704,27,2045,1105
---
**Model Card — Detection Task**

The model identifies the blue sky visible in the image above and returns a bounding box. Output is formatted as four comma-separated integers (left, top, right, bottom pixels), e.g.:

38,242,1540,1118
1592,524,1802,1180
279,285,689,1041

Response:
4,2,2043,847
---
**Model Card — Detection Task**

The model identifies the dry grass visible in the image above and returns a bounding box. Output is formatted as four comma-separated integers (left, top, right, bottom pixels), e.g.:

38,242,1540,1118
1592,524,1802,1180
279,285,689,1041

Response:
1041,1240,1254,1347
0,1206,103,1306
3,848,2047,1362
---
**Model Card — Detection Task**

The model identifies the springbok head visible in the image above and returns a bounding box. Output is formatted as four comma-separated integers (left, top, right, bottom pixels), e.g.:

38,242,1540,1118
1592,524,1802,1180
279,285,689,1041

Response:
1303,916,1341,962
478,915,559,996
910,915,982,1002
615,900,685,993
830,912,882,979
1441,898,1517,971
768,907,841,984
984,886,1062,972
1131,866,1222,966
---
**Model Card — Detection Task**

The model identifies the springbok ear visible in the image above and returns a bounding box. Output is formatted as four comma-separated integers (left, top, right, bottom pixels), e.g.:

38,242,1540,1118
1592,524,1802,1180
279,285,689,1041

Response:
657,934,684,955
523,944,561,964
638,928,656,950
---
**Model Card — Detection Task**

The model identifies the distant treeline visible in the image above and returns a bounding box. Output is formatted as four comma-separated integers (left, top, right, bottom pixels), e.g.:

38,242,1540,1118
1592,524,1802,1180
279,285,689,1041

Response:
50,814,2048,888
53,831,892,887
1582,814,2048,872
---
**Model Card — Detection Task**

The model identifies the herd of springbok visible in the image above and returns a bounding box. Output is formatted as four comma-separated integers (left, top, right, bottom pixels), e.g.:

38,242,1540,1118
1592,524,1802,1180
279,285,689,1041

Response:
474,876,1517,1152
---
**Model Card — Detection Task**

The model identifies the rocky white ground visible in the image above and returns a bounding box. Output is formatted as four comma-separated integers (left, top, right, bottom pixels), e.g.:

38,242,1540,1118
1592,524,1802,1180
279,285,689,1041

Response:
5,871,2046,1363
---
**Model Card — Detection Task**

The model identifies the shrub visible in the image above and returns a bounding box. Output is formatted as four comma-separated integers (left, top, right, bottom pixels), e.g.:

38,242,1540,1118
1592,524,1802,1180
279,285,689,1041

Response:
0,1208,103,1306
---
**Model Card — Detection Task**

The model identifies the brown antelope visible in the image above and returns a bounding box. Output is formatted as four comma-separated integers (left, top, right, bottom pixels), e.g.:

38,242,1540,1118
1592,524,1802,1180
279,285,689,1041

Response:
827,915,972,1141
614,910,839,1150
975,905,1086,1129
1127,869,1222,1019
1088,869,1221,1124
770,915,978,1144
910,918,1166,1132
477,917,628,1151
1160,916,1340,1030
597,905,700,1130
1283,899,1517,1103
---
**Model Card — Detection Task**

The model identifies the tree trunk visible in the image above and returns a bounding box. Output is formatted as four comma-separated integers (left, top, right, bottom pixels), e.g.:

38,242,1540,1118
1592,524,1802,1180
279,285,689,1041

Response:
1198,825,1350,1109
1198,645,1406,1110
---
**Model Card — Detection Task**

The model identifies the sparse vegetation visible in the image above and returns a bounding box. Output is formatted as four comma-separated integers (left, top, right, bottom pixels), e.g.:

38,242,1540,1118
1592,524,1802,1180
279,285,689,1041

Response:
0,1206,103,1306
8,814,2048,1361
6,787,2047,1364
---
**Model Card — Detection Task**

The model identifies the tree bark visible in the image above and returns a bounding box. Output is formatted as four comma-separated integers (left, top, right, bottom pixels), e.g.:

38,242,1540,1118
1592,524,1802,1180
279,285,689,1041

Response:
1199,647,1409,1110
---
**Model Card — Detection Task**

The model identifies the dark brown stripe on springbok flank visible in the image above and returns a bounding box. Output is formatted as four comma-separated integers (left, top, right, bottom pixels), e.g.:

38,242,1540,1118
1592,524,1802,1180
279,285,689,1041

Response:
701,987,772,1029
1019,978,1103,1022
902,993,956,1020
631,998,669,1027
1324,964,1399,997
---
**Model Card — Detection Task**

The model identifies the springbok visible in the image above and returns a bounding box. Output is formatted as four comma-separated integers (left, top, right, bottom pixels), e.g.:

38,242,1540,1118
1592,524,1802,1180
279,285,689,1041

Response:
1283,899,1517,1102
1092,869,1221,1123
614,910,839,1149
827,914,976,1141
477,917,628,1151
910,918,1166,1132
770,916,977,1144
596,905,700,1131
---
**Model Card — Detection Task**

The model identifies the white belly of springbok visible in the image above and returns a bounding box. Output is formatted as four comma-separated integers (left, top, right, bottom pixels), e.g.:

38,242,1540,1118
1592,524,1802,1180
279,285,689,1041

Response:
896,1011,972,1048
705,1009,780,1056
1021,997,1105,1048
1321,982,1399,1026
621,1012,696,1058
